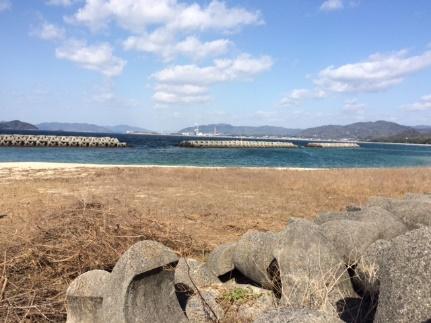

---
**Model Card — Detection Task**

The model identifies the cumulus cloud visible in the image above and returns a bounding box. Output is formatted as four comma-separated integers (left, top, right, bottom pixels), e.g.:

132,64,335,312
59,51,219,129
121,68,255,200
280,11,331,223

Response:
55,40,126,77
320,0,344,11
314,49,431,93
31,21,65,41
70,0,262,33
280,88,326,107
69,0,261,61
124,34,232,61
153,54,272,84
152,54,272,104
0,0,11,12
404,94,431,111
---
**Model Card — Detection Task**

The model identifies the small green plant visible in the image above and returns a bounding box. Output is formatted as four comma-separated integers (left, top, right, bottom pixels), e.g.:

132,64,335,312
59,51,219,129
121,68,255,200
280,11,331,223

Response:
220,287,260,305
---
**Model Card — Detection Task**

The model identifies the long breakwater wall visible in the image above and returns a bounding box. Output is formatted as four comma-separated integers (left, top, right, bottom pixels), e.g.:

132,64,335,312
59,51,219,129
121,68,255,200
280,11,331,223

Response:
0,134,127,148
179,140,298,148
306,142,360,148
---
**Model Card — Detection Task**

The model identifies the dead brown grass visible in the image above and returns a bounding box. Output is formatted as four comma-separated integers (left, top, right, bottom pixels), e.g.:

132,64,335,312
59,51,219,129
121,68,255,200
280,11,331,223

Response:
0,166,431,322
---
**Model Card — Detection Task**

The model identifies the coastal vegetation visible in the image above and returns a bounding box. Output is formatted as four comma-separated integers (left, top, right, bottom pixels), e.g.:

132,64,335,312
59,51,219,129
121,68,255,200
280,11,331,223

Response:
1,166,431,321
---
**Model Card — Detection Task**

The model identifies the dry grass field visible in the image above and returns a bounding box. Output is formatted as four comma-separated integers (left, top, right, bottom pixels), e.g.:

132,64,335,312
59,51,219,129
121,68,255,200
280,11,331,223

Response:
1,165,431,321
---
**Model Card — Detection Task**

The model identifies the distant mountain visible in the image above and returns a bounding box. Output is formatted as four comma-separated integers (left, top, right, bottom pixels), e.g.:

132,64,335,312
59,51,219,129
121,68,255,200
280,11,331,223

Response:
298,121,419,140
38,122,111,133
0,120,38,131
178,123,301,137
37,122,155,134
414,125,431,134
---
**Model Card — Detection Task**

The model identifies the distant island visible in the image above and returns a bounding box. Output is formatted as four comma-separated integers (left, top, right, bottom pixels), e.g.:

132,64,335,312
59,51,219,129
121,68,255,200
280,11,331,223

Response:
2,119,431,144
0,120,38,131
178,121,430,142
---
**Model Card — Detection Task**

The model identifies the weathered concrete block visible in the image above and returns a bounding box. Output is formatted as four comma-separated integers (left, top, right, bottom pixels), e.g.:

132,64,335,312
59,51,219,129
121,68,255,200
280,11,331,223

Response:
207,242,236,277
175,257,220,293
375,227,431,323
101,240,187,323
368,196,431,228
352,206,408,240
233,230,278,288
253,308,343,323
274,218,354,313
320,219,382,265
353,239,391,296
66,270,110,323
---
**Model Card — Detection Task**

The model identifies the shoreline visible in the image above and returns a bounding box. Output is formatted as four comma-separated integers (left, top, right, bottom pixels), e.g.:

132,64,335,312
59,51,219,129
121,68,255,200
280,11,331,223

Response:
0,161,430,171
0,161,324,171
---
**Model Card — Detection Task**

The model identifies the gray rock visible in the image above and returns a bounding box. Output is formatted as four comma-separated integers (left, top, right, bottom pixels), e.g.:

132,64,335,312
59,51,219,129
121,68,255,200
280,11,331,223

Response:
253,308,343,323
320,219,382,265
66,270,110,323
375,227,431,323
233,230,279,288
274,218,354,313
207,242,236,277
353,239,392,296
175,257,220,293
101,240,187,323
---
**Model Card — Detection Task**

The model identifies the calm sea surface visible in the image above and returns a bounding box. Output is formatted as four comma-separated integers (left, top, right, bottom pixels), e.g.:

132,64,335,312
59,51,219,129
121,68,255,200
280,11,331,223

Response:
1,130,431,168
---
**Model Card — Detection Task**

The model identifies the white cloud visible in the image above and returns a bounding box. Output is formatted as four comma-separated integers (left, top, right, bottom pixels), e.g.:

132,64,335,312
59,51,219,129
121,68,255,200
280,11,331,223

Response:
153,54,272,84
342,98,366,114
404,94,431,111
315,49,431,93
70,0,262,33
0,0,11,12
31,21,65,41
124,34,232,61
46,0,76,6
152,54,272,104
69,0,261,61
280,88,326,107
55,40,126,77
320,0,344,11
174,37,232,61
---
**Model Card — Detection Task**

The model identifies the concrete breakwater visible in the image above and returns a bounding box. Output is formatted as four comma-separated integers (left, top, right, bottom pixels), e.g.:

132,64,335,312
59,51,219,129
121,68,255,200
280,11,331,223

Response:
306,142,360,148
179,140,298,148
66,194,431,323
0,134,127,148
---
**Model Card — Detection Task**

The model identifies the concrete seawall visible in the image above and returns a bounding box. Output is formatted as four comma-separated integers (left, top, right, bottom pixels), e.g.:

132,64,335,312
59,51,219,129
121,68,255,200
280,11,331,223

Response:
306,142,360,148
0,134,127,148
179,140,298,148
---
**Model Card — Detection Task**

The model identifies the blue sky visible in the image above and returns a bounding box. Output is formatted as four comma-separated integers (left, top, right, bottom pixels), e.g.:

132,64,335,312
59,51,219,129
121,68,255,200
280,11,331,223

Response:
0,0,431,132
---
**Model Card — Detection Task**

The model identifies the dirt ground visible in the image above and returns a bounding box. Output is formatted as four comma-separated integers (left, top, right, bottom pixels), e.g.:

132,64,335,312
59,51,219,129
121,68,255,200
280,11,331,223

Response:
1,165,431,321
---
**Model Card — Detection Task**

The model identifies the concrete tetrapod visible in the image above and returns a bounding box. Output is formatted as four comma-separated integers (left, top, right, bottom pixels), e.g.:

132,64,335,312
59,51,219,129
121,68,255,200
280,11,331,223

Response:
273,219,355,315
66,270,110,323
206,242,236,277
233,230,279,288
101,240,187,323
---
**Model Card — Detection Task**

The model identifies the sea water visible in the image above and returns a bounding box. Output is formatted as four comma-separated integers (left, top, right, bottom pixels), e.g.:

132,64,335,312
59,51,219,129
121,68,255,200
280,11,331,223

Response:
1,130,431,168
